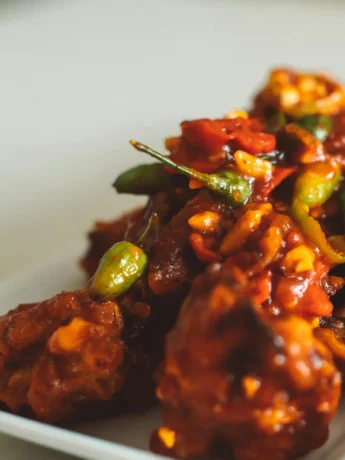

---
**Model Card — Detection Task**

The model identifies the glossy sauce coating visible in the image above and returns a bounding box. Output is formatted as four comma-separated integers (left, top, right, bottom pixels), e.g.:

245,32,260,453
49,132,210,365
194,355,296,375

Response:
152,265,341,460
0,291,124,422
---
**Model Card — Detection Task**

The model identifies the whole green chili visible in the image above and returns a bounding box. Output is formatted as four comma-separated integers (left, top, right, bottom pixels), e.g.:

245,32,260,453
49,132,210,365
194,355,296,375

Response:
130,140,250,206
89,241,148,301
88,213,161,301
293,160,341,208
113,163,173,195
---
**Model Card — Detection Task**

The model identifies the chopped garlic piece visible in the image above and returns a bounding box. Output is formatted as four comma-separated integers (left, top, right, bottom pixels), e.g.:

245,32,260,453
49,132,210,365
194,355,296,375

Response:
234,150,273,179
188,211,221,233
283,245,315,273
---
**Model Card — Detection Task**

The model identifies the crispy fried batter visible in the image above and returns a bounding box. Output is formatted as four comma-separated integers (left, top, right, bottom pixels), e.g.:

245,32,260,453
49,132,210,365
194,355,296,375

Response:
0,291,124,422
153,265,341,460
0,283,181,422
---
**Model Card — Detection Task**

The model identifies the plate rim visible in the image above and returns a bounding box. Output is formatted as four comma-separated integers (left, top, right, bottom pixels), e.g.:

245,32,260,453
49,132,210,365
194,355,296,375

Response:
0,410,166,460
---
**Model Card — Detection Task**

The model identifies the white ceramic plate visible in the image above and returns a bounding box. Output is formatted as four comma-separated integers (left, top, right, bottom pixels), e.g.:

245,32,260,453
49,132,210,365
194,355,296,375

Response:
0,247,345,460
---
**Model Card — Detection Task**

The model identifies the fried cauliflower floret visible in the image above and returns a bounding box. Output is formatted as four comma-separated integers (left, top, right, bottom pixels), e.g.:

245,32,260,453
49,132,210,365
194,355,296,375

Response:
153,265,341,460
0,290,125,422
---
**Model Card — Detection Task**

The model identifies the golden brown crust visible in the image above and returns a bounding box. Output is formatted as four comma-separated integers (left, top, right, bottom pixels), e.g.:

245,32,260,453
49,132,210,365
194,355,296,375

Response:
153,265,341,460
0,290,125,422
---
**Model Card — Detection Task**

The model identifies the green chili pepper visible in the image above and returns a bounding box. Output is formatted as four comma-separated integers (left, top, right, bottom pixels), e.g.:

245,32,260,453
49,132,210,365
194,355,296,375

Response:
294,114,333,142
291,199,345,265
89,241,148,301
293,160,341,208
89,212,161,301
113,163,173,195
130,140,250,206
292,160,343,264
266,112,287,134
